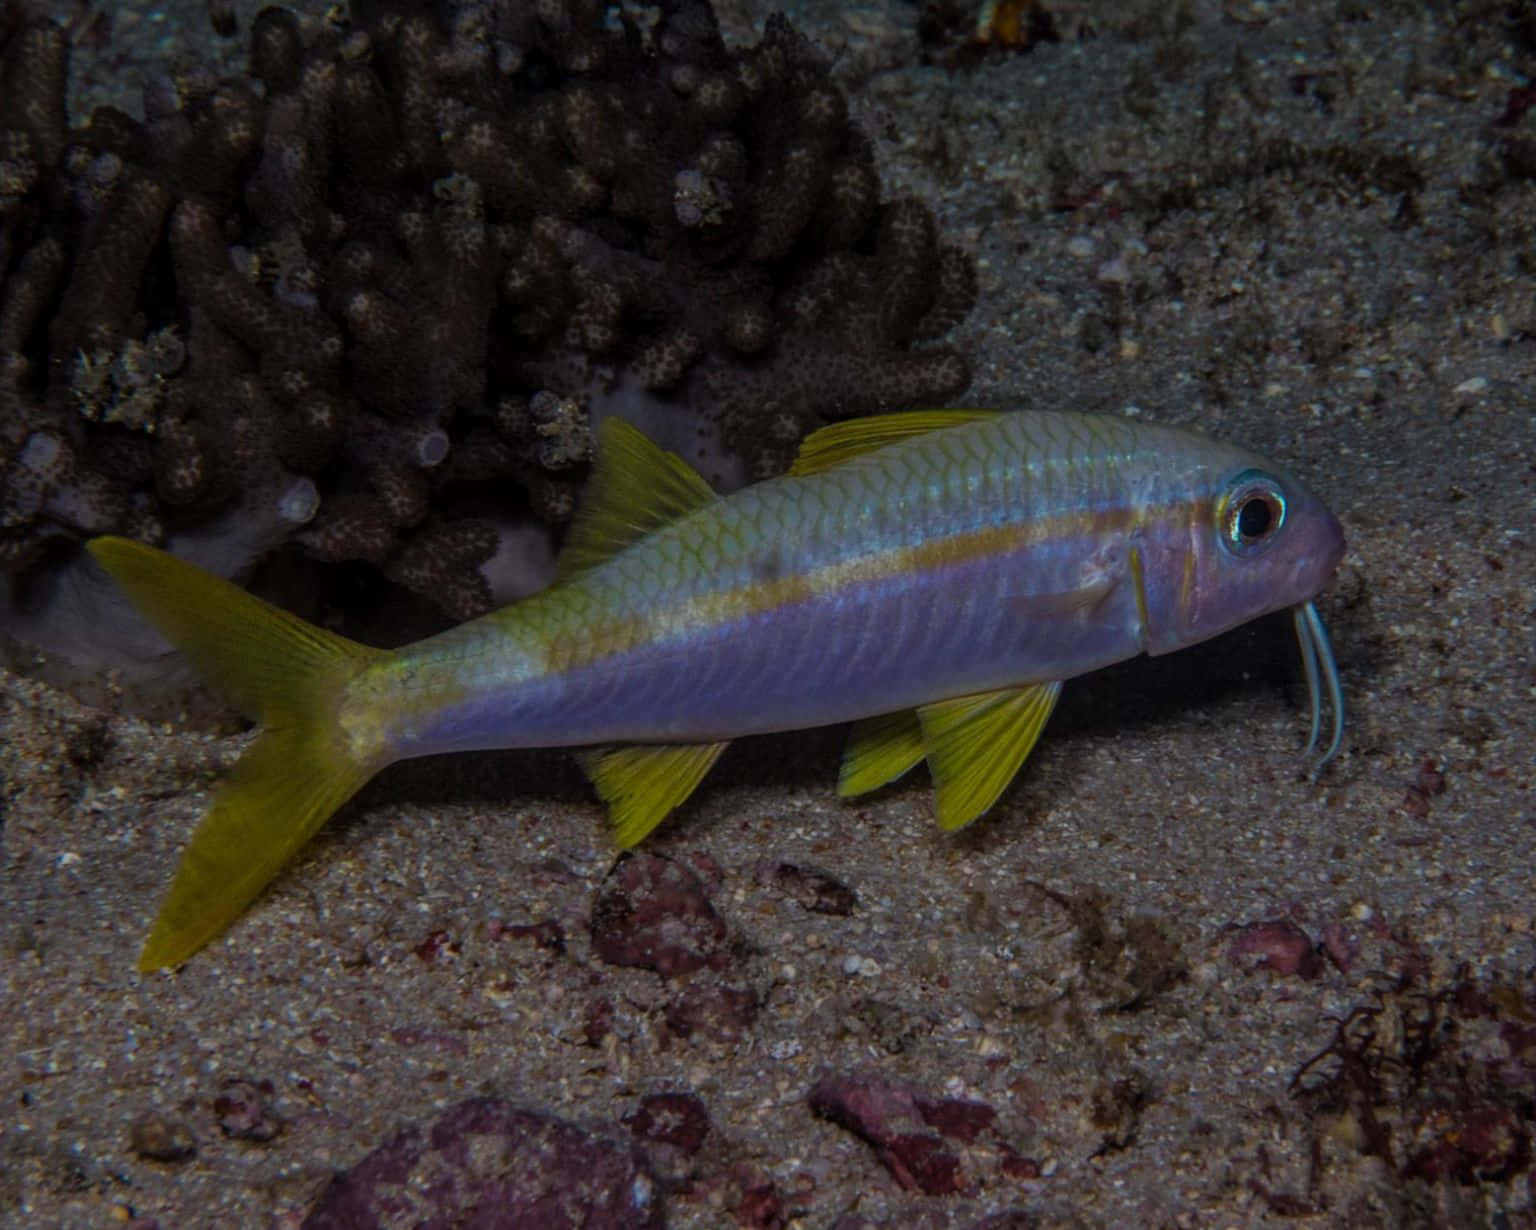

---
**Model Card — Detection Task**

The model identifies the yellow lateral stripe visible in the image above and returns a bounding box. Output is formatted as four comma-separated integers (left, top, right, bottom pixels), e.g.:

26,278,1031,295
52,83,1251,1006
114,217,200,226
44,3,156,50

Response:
542,496,1210,676
543,511,1115,671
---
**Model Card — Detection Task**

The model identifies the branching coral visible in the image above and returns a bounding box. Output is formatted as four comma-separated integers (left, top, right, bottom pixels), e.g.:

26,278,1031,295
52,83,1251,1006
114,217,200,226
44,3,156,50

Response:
0,0,975,656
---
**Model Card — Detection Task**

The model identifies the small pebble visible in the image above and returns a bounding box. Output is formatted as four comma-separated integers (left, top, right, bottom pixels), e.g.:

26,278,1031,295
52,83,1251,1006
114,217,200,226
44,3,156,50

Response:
129,1112,196,1162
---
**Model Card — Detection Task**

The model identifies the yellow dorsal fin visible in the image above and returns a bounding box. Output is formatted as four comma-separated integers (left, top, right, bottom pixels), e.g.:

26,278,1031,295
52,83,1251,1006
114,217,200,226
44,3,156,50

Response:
839,709,924,798
578,741,730,846
555,417,718,581
788,409,1000,477
917,681,1062,832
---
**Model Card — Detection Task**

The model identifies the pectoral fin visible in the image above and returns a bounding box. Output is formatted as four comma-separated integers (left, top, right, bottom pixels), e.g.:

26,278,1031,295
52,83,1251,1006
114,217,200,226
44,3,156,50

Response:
839,710,924,798
917,682,1063,832
579,741,730,846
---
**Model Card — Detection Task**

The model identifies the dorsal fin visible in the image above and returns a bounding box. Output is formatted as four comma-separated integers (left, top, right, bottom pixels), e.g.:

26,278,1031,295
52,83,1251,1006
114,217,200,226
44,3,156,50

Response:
788,409,1000,477
555,417,718,581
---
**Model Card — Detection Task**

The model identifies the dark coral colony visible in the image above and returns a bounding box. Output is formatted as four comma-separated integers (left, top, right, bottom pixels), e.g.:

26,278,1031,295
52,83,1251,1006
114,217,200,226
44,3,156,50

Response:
0,0,976,655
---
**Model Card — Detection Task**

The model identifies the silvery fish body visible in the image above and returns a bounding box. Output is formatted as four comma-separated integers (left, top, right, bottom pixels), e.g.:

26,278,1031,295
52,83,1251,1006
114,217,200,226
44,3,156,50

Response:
386,410,1343,754
90,407,1346,969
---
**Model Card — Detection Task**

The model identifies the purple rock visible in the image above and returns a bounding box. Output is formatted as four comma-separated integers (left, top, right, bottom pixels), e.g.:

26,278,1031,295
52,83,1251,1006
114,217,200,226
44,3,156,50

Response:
915,1096,997,1144
733,1170,787,1228
763,862,857,916
591,853,729,978
808,1073,973,1196
1227,918,1323,979
303,1098,661,1229
625,1093,710,1156
214,1078,282,1142
665,980,759,1044
626,1091,710,1188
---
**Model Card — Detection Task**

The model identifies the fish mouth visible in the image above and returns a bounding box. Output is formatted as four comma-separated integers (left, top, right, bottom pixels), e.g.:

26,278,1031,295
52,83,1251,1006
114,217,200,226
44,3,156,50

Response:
1321,510,1347,577
1285,504,1346,605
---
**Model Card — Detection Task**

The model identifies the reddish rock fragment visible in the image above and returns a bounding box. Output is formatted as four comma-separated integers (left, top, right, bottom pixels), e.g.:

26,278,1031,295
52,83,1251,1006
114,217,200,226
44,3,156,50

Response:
583,997,616,1046
1402,758,1448,816
413,928,459,965
916,1097,997,1144
809,1072,924,1140
591,853,729,978
303,1098,660,1229
1405,1103,1528,1183
214,1078,282,1142
885,1132,966,1195
626,1091,710,1190
666,980,759,1043
1321,921,1359,973
626,1092,710,1156
765,862,857,916
1415,759,1448,797
734,1172,788,1228
808,1073,972,1196
1228,918,1322,979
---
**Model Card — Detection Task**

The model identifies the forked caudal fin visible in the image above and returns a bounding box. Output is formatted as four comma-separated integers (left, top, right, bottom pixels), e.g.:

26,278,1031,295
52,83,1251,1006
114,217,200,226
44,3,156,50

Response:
87,537,389,970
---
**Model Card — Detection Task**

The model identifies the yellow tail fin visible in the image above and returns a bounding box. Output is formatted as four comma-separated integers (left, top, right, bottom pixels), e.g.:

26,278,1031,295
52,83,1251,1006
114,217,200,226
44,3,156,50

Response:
87,537,389,970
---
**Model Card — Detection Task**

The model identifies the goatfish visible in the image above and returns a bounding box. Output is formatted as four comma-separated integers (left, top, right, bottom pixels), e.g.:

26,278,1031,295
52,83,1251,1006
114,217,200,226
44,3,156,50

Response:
89,408,1346,970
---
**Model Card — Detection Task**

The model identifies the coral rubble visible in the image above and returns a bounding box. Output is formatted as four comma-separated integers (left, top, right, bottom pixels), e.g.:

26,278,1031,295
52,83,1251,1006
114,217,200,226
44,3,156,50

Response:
0,0,974,655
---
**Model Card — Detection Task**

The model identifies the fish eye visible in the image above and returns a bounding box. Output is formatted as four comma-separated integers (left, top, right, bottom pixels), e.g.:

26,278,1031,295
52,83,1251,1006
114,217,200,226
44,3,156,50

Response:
1218,470,1287,556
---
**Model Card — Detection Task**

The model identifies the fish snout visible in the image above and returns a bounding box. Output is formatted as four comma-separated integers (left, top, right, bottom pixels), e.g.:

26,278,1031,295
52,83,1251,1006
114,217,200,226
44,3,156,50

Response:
1290,499,1345,600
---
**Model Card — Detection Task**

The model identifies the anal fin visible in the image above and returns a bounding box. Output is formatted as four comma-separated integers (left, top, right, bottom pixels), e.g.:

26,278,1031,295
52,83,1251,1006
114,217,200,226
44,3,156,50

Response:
918,682,1063,832
579,741,730,847
839,710,924,798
